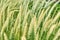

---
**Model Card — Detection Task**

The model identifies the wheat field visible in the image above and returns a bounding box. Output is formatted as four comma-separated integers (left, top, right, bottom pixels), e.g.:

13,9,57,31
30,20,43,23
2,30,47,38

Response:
0,0,60,40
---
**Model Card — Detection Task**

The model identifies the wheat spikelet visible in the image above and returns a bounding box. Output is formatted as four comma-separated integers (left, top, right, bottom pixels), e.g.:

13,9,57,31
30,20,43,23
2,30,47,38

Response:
0,0,60,40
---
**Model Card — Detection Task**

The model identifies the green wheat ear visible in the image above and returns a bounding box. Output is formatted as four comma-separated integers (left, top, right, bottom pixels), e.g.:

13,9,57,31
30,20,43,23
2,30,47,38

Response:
0,0,60,40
